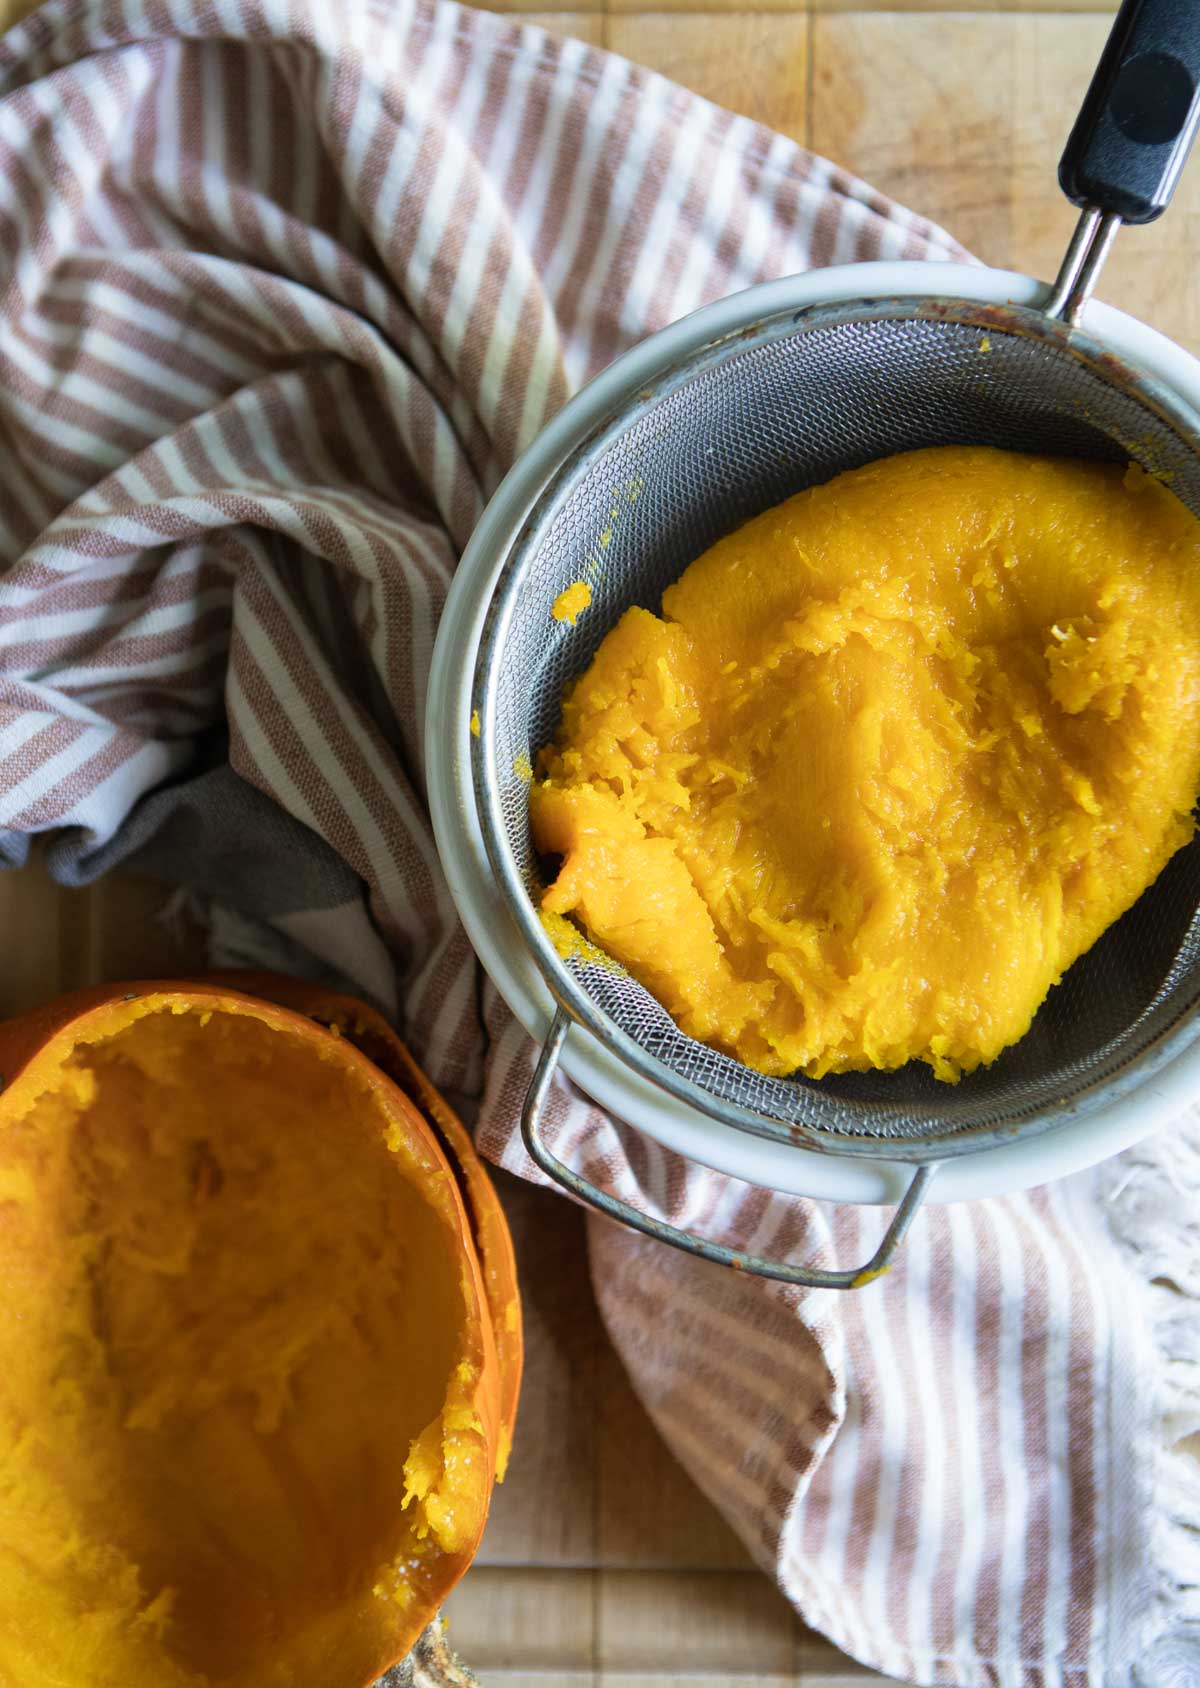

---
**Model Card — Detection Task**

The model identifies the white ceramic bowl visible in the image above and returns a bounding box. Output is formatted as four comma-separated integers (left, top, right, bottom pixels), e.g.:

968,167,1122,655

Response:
427,260,1200,1207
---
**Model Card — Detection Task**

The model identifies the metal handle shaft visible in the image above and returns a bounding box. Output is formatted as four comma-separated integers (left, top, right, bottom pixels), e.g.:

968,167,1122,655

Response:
522,1010,939,1291
1043,205,1122,325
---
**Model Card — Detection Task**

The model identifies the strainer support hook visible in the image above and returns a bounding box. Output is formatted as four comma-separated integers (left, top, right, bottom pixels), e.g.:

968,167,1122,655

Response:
1043,207,1121,327
522,1010,941,1290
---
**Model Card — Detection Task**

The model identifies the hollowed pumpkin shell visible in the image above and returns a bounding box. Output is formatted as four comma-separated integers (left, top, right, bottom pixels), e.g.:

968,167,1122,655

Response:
0,980,518,1688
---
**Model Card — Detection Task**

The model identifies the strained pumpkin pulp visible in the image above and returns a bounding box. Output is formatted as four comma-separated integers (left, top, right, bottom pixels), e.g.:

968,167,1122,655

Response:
531,447,1200,1080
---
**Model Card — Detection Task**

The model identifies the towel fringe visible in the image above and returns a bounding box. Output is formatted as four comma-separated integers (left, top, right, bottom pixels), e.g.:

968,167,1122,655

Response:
1099,1124,1200,1686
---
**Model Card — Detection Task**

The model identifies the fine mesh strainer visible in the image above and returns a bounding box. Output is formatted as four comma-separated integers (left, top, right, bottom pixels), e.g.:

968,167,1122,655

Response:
467,0,1200,1287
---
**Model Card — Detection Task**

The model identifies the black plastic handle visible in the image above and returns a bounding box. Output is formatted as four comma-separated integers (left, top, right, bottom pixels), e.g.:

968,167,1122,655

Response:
1059,0,1200,224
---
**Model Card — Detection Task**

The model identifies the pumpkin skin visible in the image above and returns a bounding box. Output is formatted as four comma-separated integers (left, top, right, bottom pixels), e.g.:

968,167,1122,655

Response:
0,981,511,1688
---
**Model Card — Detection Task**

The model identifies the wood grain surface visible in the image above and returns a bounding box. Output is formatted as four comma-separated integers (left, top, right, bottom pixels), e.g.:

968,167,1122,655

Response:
2,0,1177,1681
505,1,1197,363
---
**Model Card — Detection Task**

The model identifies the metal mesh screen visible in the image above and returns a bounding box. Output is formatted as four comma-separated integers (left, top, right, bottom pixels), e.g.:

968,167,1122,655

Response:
478,305,1200,1149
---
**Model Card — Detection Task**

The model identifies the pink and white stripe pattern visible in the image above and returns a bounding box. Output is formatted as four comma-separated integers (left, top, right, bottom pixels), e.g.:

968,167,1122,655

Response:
1,1,1198,1683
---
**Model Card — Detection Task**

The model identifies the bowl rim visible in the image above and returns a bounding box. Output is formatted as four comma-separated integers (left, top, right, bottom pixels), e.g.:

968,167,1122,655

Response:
427,259,1200,1205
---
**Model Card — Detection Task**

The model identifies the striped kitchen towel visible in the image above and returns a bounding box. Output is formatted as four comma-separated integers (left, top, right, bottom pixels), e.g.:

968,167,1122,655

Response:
0,0,1198,1683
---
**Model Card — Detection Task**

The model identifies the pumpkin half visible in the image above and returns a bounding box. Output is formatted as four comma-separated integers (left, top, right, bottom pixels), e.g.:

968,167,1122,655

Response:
0,979,519,1688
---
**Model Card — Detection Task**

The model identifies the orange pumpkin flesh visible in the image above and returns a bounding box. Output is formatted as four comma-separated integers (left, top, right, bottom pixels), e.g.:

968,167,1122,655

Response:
215,972,523,1476
0,985,504,1688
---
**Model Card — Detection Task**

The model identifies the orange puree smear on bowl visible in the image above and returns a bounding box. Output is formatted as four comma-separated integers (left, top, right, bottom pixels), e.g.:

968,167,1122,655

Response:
552,580,592,625
529,446,1200,1082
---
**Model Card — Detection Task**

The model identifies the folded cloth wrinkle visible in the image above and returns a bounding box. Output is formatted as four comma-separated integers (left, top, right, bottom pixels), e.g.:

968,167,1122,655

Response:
0,2,1197,1684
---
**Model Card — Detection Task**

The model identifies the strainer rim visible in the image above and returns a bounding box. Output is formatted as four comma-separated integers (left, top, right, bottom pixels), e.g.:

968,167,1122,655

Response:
471,291,1200,1163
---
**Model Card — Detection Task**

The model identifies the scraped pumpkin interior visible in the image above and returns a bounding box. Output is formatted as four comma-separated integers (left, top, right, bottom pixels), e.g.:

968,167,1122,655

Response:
0,1000,491,1688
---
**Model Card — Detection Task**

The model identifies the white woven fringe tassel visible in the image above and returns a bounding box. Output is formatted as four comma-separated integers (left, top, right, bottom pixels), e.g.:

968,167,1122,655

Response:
1098,1120,1200,1686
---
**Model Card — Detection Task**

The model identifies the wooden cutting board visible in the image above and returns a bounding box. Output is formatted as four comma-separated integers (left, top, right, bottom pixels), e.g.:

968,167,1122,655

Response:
7,0,1192,1680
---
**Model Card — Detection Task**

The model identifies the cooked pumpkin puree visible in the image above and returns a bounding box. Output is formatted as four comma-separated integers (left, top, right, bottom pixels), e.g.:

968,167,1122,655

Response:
531,446,1200,1081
